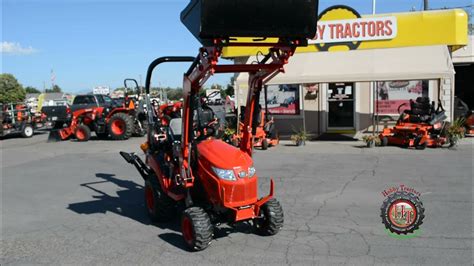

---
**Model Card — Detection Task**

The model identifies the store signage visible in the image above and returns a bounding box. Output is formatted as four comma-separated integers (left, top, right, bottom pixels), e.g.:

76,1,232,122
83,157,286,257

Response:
309,16,398,44
93,86,110,95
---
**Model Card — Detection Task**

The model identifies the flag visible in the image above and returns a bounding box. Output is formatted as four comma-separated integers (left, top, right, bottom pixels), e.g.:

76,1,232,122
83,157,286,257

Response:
51,69,56,83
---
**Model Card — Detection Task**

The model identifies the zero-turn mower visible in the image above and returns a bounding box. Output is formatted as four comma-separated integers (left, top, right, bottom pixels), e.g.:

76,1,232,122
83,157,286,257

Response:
379,97,450,149
120,0,318,251
464,111,474,137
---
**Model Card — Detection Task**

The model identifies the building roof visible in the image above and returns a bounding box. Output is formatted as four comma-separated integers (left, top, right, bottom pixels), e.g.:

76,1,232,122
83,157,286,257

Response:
43,93,66,101
25,93,41,99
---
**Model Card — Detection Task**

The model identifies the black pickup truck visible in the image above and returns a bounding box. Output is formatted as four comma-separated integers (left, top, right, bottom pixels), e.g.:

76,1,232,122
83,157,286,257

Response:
41,105,71,129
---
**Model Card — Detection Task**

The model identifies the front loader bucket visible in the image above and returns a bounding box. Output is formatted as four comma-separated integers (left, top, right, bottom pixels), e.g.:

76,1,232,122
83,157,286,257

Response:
48,129,63,142
48,128,71,142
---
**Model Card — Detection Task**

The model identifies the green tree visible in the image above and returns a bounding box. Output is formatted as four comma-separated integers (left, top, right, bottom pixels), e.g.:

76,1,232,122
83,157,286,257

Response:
0,73,26,104
45,84,62,93
225,77,235,97
25,86,41,93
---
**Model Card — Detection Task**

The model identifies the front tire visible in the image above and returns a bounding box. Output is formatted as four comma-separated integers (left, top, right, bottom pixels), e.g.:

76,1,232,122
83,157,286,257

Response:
21,124,34,138
75,125,91,142
254,198,284,236
381,136,388,147
414,136,427,150
144,177,175,222
108,113,134,140
181,207,213,251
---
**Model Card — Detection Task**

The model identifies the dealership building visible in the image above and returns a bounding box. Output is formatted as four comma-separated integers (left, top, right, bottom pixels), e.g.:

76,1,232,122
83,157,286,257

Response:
225,7,471,138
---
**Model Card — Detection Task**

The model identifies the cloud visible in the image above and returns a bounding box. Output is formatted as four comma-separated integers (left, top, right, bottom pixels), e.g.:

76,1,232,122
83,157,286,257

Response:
1,41,38,55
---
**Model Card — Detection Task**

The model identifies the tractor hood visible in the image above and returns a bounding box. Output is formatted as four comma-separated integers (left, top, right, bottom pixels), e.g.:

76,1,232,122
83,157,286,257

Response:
197,139,253,169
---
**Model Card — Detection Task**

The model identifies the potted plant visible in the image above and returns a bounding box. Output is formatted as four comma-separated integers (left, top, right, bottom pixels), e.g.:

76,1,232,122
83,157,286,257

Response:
362,135,381,148
446,117,466,148
291,128,308,146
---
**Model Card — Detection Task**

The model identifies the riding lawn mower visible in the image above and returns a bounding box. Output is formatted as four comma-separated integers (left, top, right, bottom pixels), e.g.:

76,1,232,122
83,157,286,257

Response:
379,97,450,149
120,0,318,251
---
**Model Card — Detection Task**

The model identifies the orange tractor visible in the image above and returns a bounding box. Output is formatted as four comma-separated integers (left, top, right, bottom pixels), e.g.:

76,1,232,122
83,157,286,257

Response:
226,106,279,150
120,0,317,251
49,92,146,142
379,97,450,149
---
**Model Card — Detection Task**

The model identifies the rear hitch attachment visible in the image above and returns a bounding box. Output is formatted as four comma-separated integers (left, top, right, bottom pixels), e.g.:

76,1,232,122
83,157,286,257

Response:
119,151,151,180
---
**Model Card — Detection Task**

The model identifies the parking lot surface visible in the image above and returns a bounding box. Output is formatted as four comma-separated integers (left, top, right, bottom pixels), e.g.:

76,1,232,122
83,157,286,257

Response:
1,132,473,265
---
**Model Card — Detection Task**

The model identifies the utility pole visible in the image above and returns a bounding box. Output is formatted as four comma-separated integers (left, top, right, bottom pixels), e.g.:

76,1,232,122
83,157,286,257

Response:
424,0,429,10
372,0,376,14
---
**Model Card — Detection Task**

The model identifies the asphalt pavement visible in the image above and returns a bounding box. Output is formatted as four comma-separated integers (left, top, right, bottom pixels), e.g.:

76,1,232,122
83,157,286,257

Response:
1,131,473,265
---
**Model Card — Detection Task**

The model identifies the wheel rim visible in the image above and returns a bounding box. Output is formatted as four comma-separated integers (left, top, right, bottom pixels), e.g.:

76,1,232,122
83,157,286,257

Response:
24,127,33,136
182,216,194,246
76,128,86,140
111,120,125,135
145,186,154,212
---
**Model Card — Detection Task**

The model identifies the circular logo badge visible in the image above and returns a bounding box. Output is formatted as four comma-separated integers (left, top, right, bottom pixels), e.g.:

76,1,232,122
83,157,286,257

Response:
381,191,424,235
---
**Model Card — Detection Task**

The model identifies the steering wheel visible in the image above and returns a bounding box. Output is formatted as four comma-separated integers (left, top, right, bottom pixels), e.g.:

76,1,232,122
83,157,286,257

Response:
194,118,219,140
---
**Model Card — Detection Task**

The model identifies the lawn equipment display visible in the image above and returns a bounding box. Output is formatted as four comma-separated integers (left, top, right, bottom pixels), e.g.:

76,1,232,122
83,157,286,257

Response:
464,111,474,137
120,0,317,251
225,106,278,150
379,97,450,149
48,93,143,142
1,103,46,138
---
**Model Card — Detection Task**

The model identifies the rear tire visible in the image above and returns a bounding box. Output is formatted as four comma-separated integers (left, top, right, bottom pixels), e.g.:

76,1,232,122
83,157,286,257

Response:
254,198,284,236
75,125,90,142
261,138,269,150
21,124,34,138
108,113,134,140
144,177,175,222
181,207,213,251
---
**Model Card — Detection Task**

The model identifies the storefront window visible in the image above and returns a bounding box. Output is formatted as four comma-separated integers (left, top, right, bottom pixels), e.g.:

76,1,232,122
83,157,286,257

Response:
261,84,300,115
376,80,430,115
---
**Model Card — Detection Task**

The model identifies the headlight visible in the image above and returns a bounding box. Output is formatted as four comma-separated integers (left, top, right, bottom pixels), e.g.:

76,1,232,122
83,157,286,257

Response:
212,167,236,181
248,166,256,178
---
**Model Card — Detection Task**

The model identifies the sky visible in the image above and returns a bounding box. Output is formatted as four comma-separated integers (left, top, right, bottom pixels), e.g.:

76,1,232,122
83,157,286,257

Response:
1,0,472,93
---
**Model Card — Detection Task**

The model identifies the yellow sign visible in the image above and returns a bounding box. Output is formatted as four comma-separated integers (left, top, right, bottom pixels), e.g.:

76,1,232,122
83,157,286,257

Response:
222,7,468,58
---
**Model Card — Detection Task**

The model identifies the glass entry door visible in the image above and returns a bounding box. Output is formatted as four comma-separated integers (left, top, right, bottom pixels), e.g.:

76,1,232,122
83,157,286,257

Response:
328,83,355,128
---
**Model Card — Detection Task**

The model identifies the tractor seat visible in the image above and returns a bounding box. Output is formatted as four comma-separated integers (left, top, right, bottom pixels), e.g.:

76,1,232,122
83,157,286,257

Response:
168,118,182,141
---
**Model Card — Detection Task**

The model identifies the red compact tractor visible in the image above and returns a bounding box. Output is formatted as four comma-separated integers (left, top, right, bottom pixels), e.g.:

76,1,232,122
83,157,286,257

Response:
379,97,450,149
120,0,318,251
49,93,146,142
